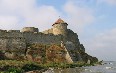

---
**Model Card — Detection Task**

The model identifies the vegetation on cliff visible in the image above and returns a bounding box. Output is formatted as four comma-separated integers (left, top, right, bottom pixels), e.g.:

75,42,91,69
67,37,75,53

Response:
0,60,100,73
0,43,98,72
0,60,44,73
0,18,99,73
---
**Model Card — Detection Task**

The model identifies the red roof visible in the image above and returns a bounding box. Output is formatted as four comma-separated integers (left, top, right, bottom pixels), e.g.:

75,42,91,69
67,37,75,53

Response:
52,18,67,26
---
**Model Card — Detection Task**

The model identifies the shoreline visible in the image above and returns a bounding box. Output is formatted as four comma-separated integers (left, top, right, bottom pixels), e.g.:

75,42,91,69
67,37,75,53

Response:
0,60,102,73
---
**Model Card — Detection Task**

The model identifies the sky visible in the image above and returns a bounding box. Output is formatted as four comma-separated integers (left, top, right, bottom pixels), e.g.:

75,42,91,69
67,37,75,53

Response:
0,0,116,61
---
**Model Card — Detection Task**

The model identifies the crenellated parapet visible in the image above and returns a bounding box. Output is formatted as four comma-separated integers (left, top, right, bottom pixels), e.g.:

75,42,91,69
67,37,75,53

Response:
0,30,7,33
8,30,20,32
42,28,53,34
21,27,39,33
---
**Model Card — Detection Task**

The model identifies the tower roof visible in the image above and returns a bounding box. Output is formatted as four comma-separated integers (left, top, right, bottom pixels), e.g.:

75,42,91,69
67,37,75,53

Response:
52,18,68,26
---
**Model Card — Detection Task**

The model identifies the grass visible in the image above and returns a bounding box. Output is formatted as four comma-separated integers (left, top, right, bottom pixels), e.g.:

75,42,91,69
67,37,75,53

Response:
0,60,44,73
0,60,100,73
42,61,97,69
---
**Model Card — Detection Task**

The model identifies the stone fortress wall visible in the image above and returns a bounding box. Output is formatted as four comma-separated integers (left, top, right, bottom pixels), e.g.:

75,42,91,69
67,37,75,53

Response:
23,31,63,44
0,18,85,51
0,30,26,51
0,18,85,62
0,28,64,51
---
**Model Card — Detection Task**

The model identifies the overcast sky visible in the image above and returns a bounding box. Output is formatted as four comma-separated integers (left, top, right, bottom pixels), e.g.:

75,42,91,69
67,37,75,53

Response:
0,0,116,61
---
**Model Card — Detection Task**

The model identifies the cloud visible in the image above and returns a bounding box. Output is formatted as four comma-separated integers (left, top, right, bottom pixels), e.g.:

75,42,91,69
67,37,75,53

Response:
63,0,116,61
87,28,116,49
97,0,116,5
21,5,60,31
0,0,60,31
0,0,96,32
0,15,19,29
0,0,36,13
63,0,95,33
85,28,116,61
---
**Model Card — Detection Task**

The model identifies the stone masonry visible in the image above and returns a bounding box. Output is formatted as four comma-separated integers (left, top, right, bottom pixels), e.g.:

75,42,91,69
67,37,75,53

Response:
0,18,85,62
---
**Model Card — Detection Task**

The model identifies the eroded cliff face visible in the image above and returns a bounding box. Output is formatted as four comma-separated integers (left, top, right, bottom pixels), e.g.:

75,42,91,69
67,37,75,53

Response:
66,29,85,51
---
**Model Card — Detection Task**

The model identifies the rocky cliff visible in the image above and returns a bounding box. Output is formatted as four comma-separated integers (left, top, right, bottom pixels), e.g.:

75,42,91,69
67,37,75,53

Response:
0,18,98,63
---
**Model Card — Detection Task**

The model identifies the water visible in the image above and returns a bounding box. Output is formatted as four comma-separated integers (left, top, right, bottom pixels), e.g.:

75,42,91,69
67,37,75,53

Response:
43,61,116,73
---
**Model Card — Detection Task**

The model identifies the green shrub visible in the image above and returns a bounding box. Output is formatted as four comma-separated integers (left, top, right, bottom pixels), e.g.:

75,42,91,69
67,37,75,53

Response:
6,67,23,73
22,64,44,72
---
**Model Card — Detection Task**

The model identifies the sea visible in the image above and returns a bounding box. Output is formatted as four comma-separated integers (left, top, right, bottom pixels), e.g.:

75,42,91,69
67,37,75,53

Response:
43,61,116,73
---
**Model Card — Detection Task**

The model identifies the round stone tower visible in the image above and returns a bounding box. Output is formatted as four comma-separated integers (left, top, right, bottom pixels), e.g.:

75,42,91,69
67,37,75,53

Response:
52,18,68,36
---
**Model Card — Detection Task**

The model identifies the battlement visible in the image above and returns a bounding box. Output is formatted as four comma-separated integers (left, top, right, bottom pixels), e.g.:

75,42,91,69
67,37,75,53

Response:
8,30,20,32
0,30,7,33
21,27,39,33
0,30,21,33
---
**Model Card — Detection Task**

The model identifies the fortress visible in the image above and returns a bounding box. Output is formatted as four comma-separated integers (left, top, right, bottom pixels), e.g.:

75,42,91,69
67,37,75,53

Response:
0,18,92,63
0,18,84,51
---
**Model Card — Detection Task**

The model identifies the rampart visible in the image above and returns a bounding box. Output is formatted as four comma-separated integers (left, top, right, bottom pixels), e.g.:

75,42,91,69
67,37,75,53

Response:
0,28,64,51
0,27,84,51
23,32,63,44
0,30,26,51
0,18,85,61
